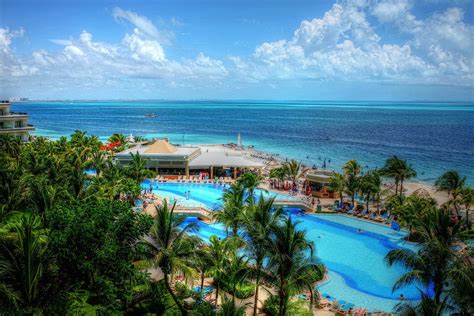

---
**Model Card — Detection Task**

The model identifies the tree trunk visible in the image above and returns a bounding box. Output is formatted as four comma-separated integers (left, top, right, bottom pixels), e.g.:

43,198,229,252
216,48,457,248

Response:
164,273,187,315
253,271,261,316
376,194,380,214
279,284,287,316
279,292,285,316
452,192,460,218
466,208,470,229
309,288,314,310
395,180,399,195
215,283,219,306
433,272,443,307
200,272,205,292
366,194,370,211
399,178,404,197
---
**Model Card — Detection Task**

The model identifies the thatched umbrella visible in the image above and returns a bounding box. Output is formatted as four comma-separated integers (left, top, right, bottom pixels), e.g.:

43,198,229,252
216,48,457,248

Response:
411,188,432,198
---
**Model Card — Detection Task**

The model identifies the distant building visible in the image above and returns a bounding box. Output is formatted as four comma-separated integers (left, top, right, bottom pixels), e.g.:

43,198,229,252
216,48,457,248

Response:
0,100,35,141
305,169,338,198
116,139,264,178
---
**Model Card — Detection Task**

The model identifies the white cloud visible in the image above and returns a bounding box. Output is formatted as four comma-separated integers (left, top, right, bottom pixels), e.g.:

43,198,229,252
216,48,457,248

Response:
239,0,473,86
371,0,413,23
123,31,166,62
0,27,24,52
1,2,473,99
112,7,171,44
0,9,228,97
50,39,73,46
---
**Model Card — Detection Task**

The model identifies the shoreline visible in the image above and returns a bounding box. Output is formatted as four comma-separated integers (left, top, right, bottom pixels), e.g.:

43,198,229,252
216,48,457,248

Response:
235,144,451,206
38,130,452,205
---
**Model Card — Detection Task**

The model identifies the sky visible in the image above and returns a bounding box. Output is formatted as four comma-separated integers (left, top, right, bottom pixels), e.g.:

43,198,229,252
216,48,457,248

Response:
0,0,473,101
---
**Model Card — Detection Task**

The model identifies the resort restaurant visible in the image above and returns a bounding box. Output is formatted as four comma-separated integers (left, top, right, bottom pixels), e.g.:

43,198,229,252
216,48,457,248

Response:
305,169,338,198
115,139,265,179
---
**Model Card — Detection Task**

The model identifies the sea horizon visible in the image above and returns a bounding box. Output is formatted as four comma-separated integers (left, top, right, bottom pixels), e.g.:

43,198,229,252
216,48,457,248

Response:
12,98,474,103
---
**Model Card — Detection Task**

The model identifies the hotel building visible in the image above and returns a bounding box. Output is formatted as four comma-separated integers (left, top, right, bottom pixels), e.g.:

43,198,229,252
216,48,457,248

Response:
116,139,264,179
0,100,35,141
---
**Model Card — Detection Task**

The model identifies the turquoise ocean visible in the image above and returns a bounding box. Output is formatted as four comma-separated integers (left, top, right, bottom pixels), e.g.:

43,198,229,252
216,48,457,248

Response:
13,100,474,184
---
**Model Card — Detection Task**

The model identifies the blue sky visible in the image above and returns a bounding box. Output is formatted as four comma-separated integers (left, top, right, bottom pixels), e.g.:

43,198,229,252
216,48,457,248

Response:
1,0,473,100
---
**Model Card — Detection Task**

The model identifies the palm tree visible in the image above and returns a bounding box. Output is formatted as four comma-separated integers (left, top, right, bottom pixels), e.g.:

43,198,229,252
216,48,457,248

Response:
142,201,201,315
214,183,246,236
342,160,362,206
435,171,466,199
207,235,241,307
127,152,152,183
223,251,250,304
108,133,127,146
237,172,264,202
296,263,325,311
269,167,285,182
398,195,436,238
394,291,452,316
19,174,71,215
194,245,214,294
435,171,466,216
267,217,321,316
243,195,283,315
87,150,108,176
218,296,247,316
457,185,473,229
0,213,52,313
381,156,401,195
283,160,308,187
358,171,381,211
328,172,345,204
385,208,469,310
446,256,474,315
381,156,417,197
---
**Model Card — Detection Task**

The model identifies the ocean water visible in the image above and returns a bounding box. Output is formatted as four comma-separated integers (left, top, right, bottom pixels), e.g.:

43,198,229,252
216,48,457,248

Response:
13,100,474,184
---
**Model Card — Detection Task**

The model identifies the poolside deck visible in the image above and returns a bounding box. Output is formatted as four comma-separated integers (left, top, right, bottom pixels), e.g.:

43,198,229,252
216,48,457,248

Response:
174,205,214,221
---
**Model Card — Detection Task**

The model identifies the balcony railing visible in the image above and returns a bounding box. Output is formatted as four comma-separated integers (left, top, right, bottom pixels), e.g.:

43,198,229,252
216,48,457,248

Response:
10,112,28,115
0,112,29,117
0,125,35,131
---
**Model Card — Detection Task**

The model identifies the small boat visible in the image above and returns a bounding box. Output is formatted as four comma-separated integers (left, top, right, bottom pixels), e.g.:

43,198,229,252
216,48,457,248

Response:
144,113,158,118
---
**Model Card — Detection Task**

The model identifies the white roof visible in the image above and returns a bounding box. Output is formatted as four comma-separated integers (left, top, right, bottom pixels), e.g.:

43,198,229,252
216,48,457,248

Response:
189,150,264,168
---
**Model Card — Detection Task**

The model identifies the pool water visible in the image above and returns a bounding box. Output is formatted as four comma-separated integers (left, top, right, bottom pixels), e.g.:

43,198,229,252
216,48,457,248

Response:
141,181,297,210
144,181,425,312
292,212,425,311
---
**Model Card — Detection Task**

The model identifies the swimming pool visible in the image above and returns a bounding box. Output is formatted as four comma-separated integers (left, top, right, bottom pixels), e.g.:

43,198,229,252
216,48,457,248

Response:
143,181,425,312
141,181,298,210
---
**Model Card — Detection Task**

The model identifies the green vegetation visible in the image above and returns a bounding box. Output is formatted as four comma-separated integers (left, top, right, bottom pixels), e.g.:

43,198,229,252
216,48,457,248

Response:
386,207,473,315
0,132,322,315
0,132,159,314
325,156,473,314
1,132,473,315
282,159,308,186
